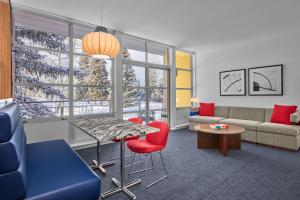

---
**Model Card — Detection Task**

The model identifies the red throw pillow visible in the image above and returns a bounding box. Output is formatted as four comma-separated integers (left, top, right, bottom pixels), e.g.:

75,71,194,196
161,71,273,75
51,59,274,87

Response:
199,103,215,116
271,104,297,125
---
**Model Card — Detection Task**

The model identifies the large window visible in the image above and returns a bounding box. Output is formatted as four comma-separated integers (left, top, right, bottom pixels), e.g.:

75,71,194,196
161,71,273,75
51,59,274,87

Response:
122,35,169,123
13,9,194,127
14,10,113,119
176,50,193,108
72,25,113,116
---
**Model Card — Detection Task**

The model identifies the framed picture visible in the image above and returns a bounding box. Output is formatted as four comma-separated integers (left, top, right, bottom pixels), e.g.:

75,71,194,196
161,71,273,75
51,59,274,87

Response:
248,65,283,96
219,69,246,96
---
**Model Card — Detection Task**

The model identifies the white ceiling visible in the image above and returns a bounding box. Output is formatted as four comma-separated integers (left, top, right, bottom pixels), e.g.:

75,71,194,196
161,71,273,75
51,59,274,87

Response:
12,0,300,49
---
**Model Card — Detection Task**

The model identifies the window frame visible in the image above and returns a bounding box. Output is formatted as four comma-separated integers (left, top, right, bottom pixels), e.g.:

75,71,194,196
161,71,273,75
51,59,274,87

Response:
12,6,196,131
121,34,171,124
13,10,115,122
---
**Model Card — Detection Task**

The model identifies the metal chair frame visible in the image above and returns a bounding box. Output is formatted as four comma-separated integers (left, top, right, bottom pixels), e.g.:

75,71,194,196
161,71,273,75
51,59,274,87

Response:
128,150,168,188
109,142,143,168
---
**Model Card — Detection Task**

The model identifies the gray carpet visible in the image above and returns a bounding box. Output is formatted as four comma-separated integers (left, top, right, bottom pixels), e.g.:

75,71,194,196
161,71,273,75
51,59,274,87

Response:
77,128,300,200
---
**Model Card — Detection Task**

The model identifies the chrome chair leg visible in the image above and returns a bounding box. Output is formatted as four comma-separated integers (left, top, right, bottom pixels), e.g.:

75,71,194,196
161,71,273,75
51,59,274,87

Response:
146,151,168,188
127,151,168,187
159,151,168,176
127,152,136,175
145,154,149,185
128,154,154,175
150,153,154,168
126,152,142,168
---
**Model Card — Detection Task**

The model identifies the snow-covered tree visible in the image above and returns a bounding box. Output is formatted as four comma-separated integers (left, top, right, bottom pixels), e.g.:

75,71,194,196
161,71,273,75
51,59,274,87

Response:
149,69,158,87
14,26,70,118
122,49,139,107
15,25,111,118
76,56,110,102
149,69,160,101
149,69,165,103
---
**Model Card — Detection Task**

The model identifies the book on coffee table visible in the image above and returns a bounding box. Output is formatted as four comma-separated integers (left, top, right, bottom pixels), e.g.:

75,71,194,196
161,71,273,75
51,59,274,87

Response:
209,123,229,130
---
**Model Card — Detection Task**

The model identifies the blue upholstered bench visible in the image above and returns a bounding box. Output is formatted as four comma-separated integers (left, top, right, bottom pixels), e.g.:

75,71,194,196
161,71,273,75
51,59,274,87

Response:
0,103,101,200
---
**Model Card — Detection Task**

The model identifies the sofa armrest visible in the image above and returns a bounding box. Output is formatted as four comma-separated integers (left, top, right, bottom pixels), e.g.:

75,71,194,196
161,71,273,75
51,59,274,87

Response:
290,111,300,124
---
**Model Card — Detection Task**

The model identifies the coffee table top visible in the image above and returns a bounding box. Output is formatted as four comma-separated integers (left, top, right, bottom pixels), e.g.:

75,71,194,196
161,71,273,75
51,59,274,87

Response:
194,124,245,135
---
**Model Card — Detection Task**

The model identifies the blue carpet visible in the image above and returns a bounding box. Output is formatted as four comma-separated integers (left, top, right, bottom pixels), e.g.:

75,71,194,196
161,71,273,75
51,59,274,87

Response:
77,128,300,200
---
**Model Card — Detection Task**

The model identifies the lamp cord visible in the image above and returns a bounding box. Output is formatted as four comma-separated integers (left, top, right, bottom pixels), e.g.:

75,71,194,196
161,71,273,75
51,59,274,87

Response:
100,0,103,26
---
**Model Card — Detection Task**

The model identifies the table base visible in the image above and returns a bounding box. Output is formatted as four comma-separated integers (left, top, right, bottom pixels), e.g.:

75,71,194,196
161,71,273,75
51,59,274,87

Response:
197,131,241,157
101,178,141,200
91,160,115,174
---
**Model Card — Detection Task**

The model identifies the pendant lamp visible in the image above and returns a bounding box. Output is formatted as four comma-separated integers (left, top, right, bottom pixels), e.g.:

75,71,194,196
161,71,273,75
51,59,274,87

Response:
82,0,120,59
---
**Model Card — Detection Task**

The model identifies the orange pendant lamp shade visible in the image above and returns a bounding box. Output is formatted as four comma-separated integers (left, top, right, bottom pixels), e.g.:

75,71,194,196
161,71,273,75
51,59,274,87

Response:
82,26,120,59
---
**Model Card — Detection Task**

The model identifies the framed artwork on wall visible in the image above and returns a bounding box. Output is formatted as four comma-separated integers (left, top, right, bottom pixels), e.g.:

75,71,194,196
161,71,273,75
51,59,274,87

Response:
219,69,246,96
248,64,283,96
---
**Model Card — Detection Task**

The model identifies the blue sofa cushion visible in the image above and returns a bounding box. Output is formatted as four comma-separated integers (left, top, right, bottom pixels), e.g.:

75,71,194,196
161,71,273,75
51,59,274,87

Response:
0,103,27,200
0,121,25,174
25,140,100,200
190,111,199,116
0,131,27,200
0,103,21,143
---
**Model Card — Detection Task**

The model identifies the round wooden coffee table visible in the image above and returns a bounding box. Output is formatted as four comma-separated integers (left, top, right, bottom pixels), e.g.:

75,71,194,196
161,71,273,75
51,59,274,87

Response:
194,124,245,157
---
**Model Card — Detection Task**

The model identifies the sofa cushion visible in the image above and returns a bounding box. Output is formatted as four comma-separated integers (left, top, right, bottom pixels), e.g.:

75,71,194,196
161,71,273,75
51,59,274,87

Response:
229,107,266,122
257,122,300,136
190,106,230,118
215,106,230,118
221,119,262,131
25,140,100,200
0,103,27,200
0,103,21,143
271,104,297,125
199,103,215,116
189,111,198,116
0,121,25,174
189,115,224,124
265,108,273,122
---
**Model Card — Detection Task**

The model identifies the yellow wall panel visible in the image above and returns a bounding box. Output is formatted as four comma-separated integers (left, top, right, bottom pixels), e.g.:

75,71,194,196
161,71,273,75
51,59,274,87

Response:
176,51,191,70
176,51,192,108
176,70,191,89
176,90,191,108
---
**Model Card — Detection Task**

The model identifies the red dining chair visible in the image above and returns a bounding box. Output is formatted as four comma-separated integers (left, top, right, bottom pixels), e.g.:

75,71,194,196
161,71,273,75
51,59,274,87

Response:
127,121,169,187
110,117,143,160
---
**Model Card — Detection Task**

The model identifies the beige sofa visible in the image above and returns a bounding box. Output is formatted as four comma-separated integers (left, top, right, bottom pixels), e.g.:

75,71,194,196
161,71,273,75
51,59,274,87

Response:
189,106,300,150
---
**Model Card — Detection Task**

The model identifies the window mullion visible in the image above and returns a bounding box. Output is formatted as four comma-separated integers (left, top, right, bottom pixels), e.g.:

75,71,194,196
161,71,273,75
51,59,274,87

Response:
68,23,75,143
68,23,74,119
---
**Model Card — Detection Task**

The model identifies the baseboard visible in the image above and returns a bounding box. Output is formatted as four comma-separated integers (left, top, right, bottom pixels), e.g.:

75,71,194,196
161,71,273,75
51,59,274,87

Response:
172,123,189,130
71,140,113,150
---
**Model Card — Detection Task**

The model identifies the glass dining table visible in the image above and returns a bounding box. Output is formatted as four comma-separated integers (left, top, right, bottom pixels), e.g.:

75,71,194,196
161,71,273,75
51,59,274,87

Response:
71,117,159,200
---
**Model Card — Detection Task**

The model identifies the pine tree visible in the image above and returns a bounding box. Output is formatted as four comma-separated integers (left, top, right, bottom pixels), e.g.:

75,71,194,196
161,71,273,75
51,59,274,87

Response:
15,25,112,118
14,26,70,118
122,49,139,107
149,69,160,101
75,56,89,100
149,69,164,103
77,57,110,101
149,69,158,87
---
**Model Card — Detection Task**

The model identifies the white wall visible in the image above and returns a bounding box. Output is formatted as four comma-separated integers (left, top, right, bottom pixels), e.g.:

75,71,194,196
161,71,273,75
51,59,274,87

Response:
24,120,69,143
24,120,95,147
176,108,189,128
195,30,300,108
